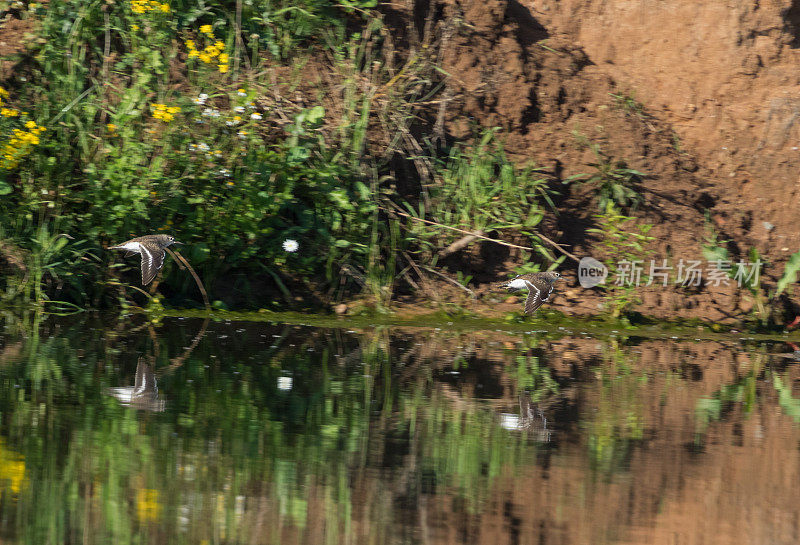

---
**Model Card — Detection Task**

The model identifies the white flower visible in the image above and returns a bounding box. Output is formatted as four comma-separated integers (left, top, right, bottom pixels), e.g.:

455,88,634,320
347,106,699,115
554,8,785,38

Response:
234,106,245,113
219,168,230,177
237,130,247,140
193,93,208,105
237,90,247,97
250,112,262,121
282,239,299,253
201,108,221,118
277,376,293,391
197,142,210,152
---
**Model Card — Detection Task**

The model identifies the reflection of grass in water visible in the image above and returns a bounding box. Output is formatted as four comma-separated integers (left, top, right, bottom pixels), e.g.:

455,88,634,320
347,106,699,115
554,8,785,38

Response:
512,336,560,401
0,318,543,543
694,353,764,442
585,339,646,476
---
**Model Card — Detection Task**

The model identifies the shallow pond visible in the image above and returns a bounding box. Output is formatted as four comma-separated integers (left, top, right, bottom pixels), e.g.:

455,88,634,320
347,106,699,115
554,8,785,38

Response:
0,312,799,544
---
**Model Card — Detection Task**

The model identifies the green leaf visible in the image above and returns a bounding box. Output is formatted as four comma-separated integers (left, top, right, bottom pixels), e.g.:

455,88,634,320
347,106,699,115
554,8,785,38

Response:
776,250,800,296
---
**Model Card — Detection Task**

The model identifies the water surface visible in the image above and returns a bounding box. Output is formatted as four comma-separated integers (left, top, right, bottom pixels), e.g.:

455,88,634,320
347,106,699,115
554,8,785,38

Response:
0,313,798,544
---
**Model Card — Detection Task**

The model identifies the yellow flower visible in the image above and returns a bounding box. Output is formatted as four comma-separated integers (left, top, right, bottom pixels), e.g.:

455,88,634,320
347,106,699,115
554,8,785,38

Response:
188,50,199,59
24,121,36,129
199,53,212,64
151,103,178,122
200,24,213,35
214,41,225,50
0,108,18,117
218,53,229,64
218,64,229,73
204,45,219,56
0,87,9,98
185,39,195,50
132,24,140,31
106,123,117,132
160,3,170,12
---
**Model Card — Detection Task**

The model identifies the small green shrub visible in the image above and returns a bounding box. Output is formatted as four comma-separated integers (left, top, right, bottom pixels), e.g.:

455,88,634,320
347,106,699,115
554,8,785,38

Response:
567,134,644,212
588,204,653,319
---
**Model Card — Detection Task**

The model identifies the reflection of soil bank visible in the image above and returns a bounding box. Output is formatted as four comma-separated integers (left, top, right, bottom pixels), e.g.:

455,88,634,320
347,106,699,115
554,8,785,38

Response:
401,337,800,544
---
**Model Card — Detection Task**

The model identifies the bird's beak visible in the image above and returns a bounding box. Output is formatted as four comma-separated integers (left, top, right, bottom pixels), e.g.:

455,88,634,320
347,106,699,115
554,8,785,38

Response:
173,240,184,245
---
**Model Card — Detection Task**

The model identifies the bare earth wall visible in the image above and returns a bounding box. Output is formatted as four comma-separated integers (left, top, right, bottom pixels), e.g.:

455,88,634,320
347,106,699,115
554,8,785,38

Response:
400,0,800,323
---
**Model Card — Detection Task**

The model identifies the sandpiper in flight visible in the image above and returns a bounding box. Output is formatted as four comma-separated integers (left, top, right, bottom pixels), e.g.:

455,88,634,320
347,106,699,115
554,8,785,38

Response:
499,271,561,315
110,234,181,286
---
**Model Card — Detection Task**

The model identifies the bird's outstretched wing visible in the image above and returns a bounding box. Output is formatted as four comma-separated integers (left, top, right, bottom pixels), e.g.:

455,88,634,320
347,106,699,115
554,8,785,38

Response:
140,244,166,285
524,278,554,314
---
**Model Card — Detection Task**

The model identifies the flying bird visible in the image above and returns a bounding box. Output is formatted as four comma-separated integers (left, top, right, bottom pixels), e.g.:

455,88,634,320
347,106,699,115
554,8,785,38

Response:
110,234,181,286
498,271,561,314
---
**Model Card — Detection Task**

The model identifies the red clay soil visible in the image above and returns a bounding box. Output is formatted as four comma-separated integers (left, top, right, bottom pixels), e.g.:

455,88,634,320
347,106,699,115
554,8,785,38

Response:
383,0,800,324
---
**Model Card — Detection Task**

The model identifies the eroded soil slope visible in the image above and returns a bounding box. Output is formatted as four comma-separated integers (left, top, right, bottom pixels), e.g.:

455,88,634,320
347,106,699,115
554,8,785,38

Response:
385,0,800,323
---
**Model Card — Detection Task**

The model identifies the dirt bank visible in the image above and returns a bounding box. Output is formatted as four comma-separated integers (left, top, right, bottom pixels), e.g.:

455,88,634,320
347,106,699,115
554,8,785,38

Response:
381,0,800,324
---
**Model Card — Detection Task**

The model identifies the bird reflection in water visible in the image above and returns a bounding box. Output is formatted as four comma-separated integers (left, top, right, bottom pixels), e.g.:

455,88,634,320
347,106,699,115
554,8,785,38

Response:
499,393,552,442
106,356,165,412
773,341,800,362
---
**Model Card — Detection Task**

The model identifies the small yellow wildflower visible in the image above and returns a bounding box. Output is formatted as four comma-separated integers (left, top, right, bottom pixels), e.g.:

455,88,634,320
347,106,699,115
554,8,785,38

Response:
218,64,229,73
0,87,9,99
185,39,195,49
0,121,45,170
1,108,19,117
188,50,199,59
214,41,225,50
237,88,246,96
130,0,170,15
218,53,229,64
200,24,213,35
132,24,140,31
199,53,212,64
150,103,180,123
204,45,220,57
106,123,117,132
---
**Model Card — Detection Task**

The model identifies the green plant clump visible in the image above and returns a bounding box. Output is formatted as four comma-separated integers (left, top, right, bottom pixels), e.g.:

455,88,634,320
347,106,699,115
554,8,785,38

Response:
0,0,563,311
588,204,654,319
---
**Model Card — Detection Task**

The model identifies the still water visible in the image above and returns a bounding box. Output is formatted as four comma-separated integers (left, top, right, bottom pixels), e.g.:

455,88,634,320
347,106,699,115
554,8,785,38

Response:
0,313,799,544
